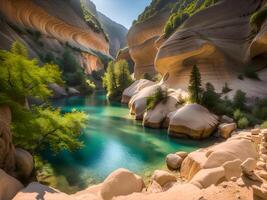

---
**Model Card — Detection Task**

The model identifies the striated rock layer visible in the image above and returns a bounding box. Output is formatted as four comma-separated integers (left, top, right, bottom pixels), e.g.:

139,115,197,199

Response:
155,0,267,98
0,0,109,54
127,9,171,79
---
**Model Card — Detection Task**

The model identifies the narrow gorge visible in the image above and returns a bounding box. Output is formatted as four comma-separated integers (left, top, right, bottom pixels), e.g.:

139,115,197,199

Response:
1,0,267,200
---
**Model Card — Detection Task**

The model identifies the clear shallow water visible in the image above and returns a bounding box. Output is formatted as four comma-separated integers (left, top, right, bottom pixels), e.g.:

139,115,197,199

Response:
42,91,215,192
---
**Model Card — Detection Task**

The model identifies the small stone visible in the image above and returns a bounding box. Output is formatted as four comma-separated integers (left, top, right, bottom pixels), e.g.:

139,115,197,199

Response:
223,159,242,181
166,154,183,170
252,135,261,144
241,158,257,174
231,177,238,182
259,171,267,180
256,161,266,170
146,181,162,193
218,123,237,139
236,178,245,187
260,153,267,162
262,142,267,148
260,146,267,154
251,129,260,135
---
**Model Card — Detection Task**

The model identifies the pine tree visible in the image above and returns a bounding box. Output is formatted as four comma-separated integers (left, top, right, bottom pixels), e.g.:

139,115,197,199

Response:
188,65,202,104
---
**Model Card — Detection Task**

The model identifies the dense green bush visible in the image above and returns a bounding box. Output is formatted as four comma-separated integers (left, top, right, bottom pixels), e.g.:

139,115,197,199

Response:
243,66,260,80
146,87,168,110
233,90,247,110
261,121,267,128
102,60,133,100
201,82,220,108
238,117,249,129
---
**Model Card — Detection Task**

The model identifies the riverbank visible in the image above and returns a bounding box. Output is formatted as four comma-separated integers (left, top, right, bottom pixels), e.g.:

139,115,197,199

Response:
7,128,267,200
38,92,217,193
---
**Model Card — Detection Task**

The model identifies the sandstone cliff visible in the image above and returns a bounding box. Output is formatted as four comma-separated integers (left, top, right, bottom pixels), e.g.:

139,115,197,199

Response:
128,0,267,98
127,5,173,79
0,0,126,77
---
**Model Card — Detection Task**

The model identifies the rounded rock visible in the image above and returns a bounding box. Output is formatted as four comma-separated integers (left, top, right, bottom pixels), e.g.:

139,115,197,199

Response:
166,154,183,170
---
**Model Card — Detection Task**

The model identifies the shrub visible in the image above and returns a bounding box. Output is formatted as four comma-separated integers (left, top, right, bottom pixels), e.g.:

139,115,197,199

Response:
233,90,247,110
201,82,220,108
222,82,232,94
238,117,249,129
244,66,260,80
233,109,244,121
261,121,267,128
146,87,168,110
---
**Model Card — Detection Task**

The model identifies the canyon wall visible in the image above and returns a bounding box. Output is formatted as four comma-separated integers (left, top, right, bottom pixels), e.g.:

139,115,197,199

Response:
128,0,267,98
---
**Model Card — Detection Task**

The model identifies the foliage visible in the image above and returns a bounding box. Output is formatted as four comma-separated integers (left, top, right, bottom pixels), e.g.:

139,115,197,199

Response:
188,65,203,103
201,82,220,109
243,66,260,80
237,117,249,129
250,6,267,33
80,0,108,41
102,60,133,100
233,90,247,110
0,50,62,102
146,87,168,110
11,41,28,58
12,107,87,153
164,0,218,37
133,0,176,25
0,42,87,155
222,82,232,94
261,121,267,128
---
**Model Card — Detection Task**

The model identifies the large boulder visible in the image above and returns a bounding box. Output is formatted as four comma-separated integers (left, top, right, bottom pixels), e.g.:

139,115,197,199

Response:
122,79,156,104
15,148,34,178
48,84,68,99
166,154,183,170
168,104,219,139
0,169,23,200
190,167,225,189
100,168,144,200
12,182,73,200
129,84,161,120
143,89,187,128
181,138,257,180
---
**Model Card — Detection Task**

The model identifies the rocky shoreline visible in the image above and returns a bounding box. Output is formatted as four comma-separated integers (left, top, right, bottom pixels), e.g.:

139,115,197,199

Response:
2,127,267,200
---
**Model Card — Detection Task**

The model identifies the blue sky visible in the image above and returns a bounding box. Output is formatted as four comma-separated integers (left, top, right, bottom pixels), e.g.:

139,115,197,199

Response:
91,0,152,29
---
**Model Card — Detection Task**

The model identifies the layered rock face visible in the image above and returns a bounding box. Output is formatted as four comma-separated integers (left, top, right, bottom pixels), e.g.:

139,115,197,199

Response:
127,9,171,79
155,0,267,97
0,0,109,53
0,0,121,75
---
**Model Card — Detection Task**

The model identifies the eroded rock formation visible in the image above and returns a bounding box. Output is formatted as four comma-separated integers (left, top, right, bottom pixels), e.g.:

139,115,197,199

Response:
127,9,171,79
154,0,267,97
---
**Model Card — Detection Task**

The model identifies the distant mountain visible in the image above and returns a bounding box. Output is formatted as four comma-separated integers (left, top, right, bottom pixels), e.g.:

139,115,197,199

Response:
98,12,128,57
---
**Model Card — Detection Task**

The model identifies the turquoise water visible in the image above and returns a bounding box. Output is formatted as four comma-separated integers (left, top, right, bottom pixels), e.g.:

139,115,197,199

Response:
42,91,214,192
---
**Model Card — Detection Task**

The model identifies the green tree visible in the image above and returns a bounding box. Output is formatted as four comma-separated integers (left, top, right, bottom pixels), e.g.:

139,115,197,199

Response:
103,60,132,100
188,65,203,104
233,90,247,110
201,82,220,109
11,40,28,58
115,60,133,93
0,42,87,155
